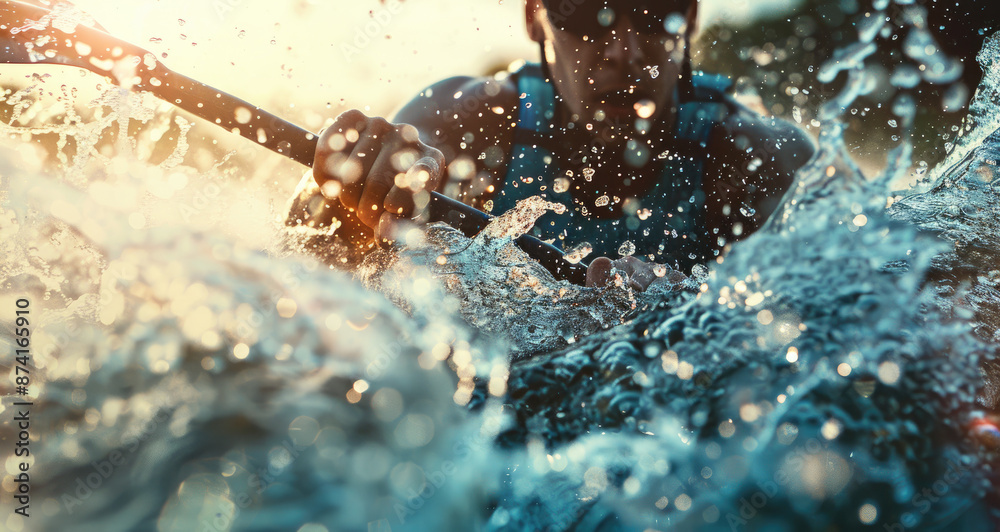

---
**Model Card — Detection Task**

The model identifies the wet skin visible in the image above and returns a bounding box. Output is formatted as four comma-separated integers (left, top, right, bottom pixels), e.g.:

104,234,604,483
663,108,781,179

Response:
311,0,815,290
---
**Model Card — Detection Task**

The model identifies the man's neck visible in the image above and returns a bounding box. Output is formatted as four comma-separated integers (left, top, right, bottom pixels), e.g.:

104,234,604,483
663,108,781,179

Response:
550,100,679,200
559,135,677,217
553,95,680,153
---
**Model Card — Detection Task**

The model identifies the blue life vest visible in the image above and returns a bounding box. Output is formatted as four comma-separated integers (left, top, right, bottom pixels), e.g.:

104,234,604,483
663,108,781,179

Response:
490,63,734,272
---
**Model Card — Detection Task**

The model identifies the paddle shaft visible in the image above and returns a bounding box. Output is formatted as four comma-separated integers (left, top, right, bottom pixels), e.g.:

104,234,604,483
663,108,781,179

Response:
0,0,589,284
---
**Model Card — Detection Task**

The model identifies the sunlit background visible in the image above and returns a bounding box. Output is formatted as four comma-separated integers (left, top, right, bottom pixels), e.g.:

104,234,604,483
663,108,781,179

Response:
2,2,999,531
0,0,807,218
67,0,801,127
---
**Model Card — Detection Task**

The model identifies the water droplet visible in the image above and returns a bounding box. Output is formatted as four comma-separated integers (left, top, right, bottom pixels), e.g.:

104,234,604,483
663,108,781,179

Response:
942,83,970,112
597,8,616,28
563,243,593,264
664,12,687,34
234,107,253,125
625,139,649,167
618,240,636,257
891,65,922,89
633,99,656,119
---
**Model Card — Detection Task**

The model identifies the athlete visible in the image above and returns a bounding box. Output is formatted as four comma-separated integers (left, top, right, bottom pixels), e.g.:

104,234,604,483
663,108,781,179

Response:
290,0,815,290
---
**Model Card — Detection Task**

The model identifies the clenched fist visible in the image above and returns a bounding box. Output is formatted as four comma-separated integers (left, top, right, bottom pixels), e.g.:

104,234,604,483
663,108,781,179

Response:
313,109,445,240
586,256,683,292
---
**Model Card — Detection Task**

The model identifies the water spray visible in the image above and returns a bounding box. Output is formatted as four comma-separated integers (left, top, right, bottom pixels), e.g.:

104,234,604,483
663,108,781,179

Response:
0,0,590,284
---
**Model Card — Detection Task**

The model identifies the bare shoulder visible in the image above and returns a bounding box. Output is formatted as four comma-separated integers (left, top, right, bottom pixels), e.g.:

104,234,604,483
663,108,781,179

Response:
392,74,520,205
392,74,520,152
717,105,816,175
702,102,817,234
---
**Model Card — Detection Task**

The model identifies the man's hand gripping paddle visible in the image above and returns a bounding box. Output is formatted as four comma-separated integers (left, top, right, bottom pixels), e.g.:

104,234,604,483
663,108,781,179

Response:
0,0,589,284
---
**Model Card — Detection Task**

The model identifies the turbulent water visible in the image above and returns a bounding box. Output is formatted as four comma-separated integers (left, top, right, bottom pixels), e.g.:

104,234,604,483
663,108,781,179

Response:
3,9,1000,532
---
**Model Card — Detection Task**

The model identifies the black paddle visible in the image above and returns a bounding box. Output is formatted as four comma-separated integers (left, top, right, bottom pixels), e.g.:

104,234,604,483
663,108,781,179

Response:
0,0,589,284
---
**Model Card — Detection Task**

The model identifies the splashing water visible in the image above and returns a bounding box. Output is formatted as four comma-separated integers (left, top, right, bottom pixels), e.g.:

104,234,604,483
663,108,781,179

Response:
486,27,1000,528
3,5,1000,532
350,197,692,357
12,2,99,36
0,80,505,531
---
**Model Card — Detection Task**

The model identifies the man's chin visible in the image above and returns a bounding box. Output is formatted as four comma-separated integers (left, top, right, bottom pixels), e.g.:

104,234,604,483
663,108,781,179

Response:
589,107,653,135
596,106,639,125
